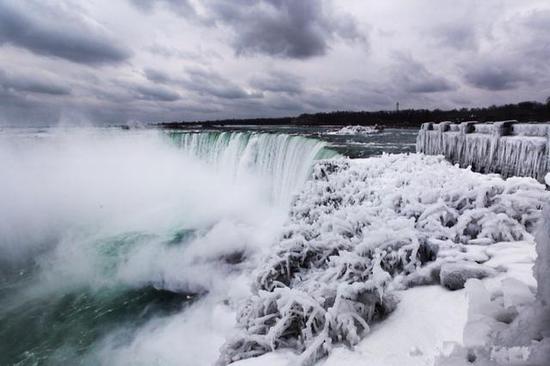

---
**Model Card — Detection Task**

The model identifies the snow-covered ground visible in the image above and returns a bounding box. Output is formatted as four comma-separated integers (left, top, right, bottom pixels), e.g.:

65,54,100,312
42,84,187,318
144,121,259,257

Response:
220,153,550,366
434,207,550,366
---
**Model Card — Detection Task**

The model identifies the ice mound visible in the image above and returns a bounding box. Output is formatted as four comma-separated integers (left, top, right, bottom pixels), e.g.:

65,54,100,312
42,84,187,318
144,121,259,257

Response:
219,154,549,365
437,205,550,365
328,125,383,135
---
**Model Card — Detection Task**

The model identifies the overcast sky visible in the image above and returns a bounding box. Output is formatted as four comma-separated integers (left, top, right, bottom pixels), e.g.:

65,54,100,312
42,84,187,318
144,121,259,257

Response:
1,0,550,126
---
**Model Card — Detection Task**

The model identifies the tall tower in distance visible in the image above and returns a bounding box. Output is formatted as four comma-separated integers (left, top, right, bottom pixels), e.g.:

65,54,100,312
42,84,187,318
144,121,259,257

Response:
396,102,400,112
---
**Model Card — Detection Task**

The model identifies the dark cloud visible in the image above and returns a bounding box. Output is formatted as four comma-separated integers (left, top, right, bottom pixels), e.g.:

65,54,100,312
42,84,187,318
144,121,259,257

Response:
392,54,456,93
0,1,130,65
463,63,533,91
0,70,71,96
3,1,550,127
135,0,365,59
249,71,302,94
207,0,366,59
405,77,455,94
183,68,261,99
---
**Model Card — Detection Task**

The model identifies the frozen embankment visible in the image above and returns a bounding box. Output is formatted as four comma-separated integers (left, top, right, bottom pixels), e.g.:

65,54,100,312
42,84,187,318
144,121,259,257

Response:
434,204,550,365
218,153,550,365
416,121,550,182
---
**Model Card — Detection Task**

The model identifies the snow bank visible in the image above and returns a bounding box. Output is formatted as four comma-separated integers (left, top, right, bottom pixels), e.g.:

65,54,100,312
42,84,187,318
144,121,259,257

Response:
435,205,550,365
219,153,549,365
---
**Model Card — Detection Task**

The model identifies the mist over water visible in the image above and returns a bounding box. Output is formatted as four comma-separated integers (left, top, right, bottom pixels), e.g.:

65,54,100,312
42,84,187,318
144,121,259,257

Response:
0,127,337,365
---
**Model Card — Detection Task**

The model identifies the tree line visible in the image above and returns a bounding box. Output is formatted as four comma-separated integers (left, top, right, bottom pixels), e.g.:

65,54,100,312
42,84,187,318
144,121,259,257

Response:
158,99,550,129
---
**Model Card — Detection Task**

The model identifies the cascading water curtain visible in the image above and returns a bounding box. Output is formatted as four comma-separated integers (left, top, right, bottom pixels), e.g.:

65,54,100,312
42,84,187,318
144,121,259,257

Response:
168,131,340,206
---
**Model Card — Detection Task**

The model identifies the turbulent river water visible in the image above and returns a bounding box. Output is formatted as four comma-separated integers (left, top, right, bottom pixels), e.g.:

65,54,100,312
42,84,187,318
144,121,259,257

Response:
0,126,416,365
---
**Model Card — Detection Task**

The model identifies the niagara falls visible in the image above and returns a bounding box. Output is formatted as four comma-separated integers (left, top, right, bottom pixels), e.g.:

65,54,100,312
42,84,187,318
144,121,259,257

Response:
2,1,550,366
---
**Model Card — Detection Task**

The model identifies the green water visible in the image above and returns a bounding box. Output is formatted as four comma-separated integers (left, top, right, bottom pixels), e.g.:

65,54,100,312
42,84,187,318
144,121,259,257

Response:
0,286,192,365
0,232,195,366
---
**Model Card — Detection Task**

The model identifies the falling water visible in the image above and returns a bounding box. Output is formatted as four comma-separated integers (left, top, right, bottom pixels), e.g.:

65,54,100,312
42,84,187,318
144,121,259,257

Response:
169,131,339,206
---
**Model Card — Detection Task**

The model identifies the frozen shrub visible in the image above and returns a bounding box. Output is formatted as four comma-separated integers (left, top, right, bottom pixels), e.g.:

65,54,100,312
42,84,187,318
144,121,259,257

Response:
219,154,550,365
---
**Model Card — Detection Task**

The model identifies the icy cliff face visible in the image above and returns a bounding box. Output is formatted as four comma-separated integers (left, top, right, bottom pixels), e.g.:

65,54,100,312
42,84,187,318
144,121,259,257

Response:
219,154,549,365
416,122,550,181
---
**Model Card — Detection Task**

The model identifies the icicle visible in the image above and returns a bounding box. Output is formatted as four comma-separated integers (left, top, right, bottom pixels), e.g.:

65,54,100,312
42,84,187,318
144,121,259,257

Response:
417,121,550,181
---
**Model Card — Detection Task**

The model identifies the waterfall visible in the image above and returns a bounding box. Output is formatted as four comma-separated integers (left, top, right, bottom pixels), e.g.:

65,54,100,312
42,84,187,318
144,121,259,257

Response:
169,131,339,206
0,127,342,365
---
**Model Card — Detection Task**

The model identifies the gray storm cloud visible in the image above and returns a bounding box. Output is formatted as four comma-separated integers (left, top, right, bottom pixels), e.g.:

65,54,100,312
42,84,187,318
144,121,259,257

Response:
0,69,71,96
391,54,456,94
0,0,549,126
131,0,366,59
207,0,366,59
0,1,130,65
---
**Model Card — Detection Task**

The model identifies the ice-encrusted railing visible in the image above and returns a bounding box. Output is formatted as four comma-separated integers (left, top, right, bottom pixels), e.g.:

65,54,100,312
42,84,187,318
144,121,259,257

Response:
416,121,550,182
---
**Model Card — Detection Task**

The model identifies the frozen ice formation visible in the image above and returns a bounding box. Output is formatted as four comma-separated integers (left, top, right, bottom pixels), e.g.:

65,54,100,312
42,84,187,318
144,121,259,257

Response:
218,153,549,365
327,125,383,135
416,121,550,182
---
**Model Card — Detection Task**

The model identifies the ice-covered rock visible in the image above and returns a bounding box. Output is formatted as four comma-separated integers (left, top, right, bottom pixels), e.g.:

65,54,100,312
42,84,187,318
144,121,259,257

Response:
440,262,495,290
